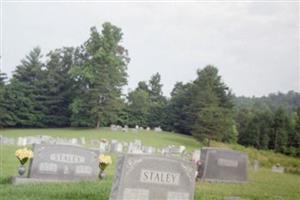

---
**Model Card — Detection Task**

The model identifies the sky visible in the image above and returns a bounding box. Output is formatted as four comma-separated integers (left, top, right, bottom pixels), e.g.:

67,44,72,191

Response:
0,1,299,97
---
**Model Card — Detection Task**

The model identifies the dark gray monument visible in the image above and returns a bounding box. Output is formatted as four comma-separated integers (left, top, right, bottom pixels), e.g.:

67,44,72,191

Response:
199,148,248,183
12,144,99,185
110,154,196,200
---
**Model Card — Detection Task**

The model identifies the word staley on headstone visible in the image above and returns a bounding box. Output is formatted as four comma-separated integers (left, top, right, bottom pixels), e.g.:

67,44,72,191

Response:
22,144,99,183
110,154,196,200
199,148,248,183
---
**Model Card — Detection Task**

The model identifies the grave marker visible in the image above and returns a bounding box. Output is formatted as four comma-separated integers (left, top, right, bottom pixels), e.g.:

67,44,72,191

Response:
199,148,248,183
12,144,99,185
110,154,196,200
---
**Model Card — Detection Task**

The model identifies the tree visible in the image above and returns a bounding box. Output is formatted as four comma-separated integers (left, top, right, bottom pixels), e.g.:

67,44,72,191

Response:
42,47,77,127
147,73,167,128
4,47,46,127
270,107,289,152
126,88,151,127
0,71,8,127
166,82,194,134
70,23,129,128
190,66,235,145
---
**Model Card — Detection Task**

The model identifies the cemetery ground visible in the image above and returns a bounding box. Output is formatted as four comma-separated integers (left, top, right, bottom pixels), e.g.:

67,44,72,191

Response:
0,128,300,200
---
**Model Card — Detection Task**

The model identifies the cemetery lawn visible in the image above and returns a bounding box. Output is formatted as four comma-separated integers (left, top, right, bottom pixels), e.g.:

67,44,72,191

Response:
1,128,300,200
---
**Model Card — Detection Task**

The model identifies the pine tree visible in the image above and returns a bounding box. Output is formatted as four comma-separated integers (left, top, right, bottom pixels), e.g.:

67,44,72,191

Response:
190,66,235,145
6,47,46,127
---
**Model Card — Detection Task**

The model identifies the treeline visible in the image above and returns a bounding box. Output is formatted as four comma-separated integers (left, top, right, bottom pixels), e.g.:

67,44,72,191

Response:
0,22,299,157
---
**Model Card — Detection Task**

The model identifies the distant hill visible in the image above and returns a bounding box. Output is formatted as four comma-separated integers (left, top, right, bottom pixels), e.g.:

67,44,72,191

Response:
234,90,300,112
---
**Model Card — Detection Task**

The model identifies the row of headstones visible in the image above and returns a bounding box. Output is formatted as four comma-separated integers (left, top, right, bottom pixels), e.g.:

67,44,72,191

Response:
17,136,86,146
92,138,186,156
1,135,87,146
110,124,162,132
12,145,250,200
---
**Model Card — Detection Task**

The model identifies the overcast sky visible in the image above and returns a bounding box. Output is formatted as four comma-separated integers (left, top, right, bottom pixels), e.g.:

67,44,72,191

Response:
1,1,299,97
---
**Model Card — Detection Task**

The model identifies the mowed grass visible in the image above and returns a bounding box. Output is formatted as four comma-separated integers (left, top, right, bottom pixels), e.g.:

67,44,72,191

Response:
0,128,300,200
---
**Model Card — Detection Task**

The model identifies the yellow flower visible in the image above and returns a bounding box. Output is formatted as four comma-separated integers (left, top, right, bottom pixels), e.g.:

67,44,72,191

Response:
99,155,112,165
15,148,33,164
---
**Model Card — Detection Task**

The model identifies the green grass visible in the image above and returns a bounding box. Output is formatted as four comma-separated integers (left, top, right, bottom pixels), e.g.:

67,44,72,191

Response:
0,128,300,200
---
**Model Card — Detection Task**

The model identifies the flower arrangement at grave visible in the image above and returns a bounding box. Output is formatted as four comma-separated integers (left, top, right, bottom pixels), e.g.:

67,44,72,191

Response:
98,154,112,179
15,148,33,176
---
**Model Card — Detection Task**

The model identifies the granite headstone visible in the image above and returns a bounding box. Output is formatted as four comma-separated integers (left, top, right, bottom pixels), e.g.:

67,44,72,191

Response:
199,148,248,183
110,154,196,200
12,144,99,185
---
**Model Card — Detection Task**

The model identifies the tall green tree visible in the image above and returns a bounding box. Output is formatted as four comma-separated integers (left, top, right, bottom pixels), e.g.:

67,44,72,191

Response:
165,82,193,134
4,47,46,127
190,66,235,145
42,47,78,127
0,71,8,127
70,23,129,128
147,73,167,128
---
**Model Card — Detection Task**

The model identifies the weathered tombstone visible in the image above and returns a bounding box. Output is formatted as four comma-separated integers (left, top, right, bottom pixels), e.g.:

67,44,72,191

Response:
199,148,248,183
253,160,259,172
143,146,156,155
272,164,284,173
12,144,100,185
146,127,151,131
17,137,27,146
99,140,109,153
154,127,162,132
79,137,86,145
111,142,123,153
109,154,196,200
192,150,201,164
0,136,15,145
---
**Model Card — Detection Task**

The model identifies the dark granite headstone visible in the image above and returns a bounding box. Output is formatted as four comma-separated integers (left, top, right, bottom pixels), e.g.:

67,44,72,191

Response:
199,148,248,183
110,154,196,200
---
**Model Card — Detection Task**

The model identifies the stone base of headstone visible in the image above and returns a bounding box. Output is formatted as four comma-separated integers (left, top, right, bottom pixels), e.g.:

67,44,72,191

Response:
11,176,93,185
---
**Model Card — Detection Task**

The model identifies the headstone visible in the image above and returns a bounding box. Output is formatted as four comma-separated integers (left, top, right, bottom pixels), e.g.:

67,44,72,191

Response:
272,164,284,173
17,137,27,146
253,160,259,172
109,154,196,200
12,144,100,185
99,139,110,153
80,137,86,145
154,127,162,132
111,142,123,153
0,136,15,145
146,127,151,131
199,148,248,183
192,150,201,164
143,146,156,154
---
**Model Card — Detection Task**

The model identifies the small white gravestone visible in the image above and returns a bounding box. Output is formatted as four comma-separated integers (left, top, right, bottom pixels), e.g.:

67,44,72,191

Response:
253,160,259,172
80,137,86,145
143,146,156,154
146,127,151,131
154,127,162,132
192,150,201,163
272,164,284,173
111,142,123,153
